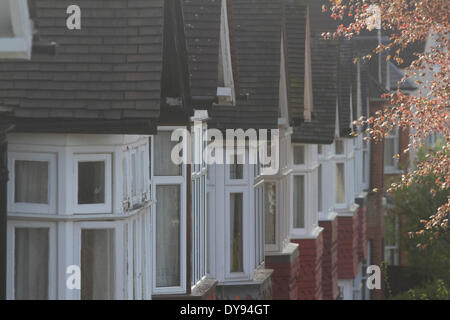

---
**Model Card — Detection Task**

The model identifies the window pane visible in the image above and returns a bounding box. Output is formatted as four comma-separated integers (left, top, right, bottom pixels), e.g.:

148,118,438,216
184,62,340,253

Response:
384,138,395,167
293,146,305,165
318,144,323,155
230,193,243,273
81,229,115,300
363,151,367,183
156,185,181,287
15,160,49,204
293,176,305,228
264,182,276,245
15,228,49,300
122,156,128,201
78,161,105,204
0,1,13,37
154,132,182,176
335,140,344,155
318,165,323,212
131,153,137,198
336,163,345,203
230,154,243,179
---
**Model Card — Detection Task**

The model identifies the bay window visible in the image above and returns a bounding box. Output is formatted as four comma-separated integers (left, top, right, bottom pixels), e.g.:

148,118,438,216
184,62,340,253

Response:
7,134,152,300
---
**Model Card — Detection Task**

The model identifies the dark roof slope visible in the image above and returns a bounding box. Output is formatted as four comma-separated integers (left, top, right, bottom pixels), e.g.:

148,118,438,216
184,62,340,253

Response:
284,0,307,124
208,0,281,130
337,39,354,136
183,0,222,106
0,0,165,134
292,38,338,144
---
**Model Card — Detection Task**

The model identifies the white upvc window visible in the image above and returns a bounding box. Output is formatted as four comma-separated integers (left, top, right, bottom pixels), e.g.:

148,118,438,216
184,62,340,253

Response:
7,221,57,300
122,144,150,211
362,136,370,190
8,152,57,214
191,122,208,288
0,0,32,59
333,139,347,209
225,187,249,279
263,181,277,250
292,174,306,230
290,143,319,238
151,129,187,295
384,128,400,174
73,221,124,300
74,153,112,214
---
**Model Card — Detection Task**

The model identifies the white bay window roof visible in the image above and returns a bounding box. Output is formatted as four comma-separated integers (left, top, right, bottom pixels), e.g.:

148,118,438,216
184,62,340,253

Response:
0,0,32,59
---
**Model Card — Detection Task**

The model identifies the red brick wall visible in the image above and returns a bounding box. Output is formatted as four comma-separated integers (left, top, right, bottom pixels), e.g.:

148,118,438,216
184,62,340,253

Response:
357,206,368,262
337,215,359,279
265,246,300,300
292,232,323,300
319,218,338,300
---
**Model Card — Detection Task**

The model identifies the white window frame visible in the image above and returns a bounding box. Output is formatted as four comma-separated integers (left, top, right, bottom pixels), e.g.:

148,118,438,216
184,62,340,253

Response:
7,220,57,300
0,0,32,60
225,186,250,281
73,221,124,300
263,179,279,252
151,128,187,295
384,129,400,174
8,152,57,215
73,153,112,214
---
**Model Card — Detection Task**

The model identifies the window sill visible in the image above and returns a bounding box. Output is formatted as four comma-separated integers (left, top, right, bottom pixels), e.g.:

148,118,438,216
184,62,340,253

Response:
152,278,218,300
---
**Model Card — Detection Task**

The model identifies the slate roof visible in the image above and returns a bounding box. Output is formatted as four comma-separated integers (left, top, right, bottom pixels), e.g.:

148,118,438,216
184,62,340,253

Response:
183,0,222,106
291,38,339,144
284,0,307,124
337,39,354,136
0,0,167,134
208,0,281,130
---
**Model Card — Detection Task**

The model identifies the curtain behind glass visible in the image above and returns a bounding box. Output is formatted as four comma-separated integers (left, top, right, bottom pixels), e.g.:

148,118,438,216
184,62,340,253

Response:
230,193,243,272
264,182,276,244
81,229,115,300
15,228,49,300
78,161,105,204
293,176,305,228
336,163,345,203
156,185,181,287
15,160,48,204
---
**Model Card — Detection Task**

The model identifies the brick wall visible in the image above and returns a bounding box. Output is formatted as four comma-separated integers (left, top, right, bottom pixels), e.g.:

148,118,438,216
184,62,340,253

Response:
357,206,368,261
319,218,338,300
292,232,324,300
337,215,359,279
265,244,300,300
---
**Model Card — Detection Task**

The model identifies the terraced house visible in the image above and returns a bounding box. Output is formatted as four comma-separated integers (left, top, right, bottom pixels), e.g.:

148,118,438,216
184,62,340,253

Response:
1,0,396,300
